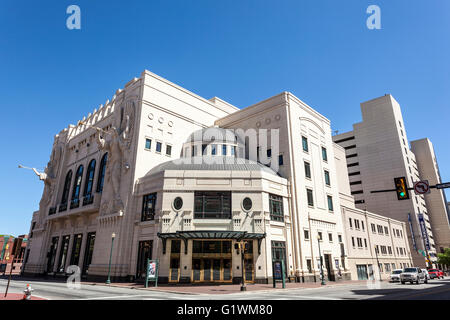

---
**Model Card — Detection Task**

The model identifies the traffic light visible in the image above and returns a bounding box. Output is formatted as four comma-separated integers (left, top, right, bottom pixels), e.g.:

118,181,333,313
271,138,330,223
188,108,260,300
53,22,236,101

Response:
394,177,410,200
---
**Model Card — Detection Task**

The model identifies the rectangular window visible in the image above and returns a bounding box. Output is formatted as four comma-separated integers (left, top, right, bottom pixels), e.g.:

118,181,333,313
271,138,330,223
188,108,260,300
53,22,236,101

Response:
349,218,353,228
328,233,333,242
322,147,328,161
384,226,389,235
371,223,376,233
324,170,331,186
338,235,343,243
145,138,152,150
364,238,367,248
222,145,227,155
304,162,311,178
348,171,360,176
302,136,308,152
142,193,157,221
361,221,365,231
318,232,323,241
355,220,360,229
327,195,333,212
267,148,272,158
306,259,312,273
278,154,284,166
231,146,236,156
269,194,284,222
351,237,355,247
304,229,310,240
166,145,172,156
156,142,162,153
202,144,207,155
211,144,217,155
194,191,231,219
306,189,314,207
347,162,359,167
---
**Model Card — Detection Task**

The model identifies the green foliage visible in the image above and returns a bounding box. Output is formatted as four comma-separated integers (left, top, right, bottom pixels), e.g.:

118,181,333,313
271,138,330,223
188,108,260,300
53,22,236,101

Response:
437,248,450,266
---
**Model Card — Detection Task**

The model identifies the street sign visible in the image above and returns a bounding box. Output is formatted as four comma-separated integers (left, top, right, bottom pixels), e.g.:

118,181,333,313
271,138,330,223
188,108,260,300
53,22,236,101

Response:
436,182,450,189
414,180,430,195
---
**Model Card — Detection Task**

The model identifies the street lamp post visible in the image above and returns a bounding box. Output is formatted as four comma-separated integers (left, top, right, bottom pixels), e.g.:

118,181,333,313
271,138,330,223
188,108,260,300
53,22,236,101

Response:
106,232,116,285
317,234,325,285
374,245,382,281
240,242,247,291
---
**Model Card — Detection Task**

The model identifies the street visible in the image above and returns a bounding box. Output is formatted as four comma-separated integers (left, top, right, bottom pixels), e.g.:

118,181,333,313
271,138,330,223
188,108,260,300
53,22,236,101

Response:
1,277,449,300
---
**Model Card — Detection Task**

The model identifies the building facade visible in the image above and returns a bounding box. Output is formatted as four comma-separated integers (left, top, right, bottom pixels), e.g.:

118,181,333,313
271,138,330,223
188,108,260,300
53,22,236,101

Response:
334,143,413,281
0,235,28,275
24,71,417,283
410,138,450,253
333,95,437,267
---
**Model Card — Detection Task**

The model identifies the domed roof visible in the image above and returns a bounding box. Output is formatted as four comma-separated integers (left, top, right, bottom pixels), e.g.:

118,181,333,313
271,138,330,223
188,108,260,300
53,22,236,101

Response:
145,156,280,177
185,127,244,145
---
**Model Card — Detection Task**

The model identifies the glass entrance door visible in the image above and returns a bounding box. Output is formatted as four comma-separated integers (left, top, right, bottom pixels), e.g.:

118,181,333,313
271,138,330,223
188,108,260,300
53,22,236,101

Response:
46,236,59,273
244,258,254,283
213,259,221,281
136,240,152,280
203,259,212,281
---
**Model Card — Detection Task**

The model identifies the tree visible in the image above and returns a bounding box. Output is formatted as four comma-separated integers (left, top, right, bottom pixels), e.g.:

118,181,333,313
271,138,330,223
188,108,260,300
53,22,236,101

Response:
437,248,450,267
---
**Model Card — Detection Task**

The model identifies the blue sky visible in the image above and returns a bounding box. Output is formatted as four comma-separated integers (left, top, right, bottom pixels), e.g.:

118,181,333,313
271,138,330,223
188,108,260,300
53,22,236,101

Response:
0,0,449,235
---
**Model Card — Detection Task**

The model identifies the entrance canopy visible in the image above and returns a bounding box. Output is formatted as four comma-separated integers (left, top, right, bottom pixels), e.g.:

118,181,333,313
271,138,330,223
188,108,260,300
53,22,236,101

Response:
157,231,266,254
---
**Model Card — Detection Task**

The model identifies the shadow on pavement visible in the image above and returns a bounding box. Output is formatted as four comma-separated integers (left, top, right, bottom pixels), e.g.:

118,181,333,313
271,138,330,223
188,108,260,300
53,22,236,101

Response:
350,279,450,300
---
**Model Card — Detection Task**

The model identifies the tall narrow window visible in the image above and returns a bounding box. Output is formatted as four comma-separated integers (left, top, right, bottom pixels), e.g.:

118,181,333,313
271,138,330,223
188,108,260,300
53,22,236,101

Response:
324,170,331,186
231,146,236,157
306,189,314,206
327,195,334,212
304,161,311,178
156,142,162,153
60,170,72,205
145,138,152,150
322,147,328,161
166,145,172,156
222,145,227,155
142,193,157,221
83,159,96,205
211,144,217,155
70,165,84,209
302,136,308,152
269,194,284,222
96,153,108,193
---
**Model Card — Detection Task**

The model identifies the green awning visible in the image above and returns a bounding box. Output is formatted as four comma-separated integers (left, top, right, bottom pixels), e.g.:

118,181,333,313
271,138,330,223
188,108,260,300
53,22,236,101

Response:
157,230,266,240
157,230,266,254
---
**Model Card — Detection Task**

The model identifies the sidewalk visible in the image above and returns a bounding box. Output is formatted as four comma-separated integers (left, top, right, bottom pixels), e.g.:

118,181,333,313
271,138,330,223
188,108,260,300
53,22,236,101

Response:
90,280,367,295
0,293,46,300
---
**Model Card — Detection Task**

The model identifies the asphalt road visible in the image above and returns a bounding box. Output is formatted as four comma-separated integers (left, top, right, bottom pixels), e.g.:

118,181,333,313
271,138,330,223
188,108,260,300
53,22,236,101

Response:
0,277,449,300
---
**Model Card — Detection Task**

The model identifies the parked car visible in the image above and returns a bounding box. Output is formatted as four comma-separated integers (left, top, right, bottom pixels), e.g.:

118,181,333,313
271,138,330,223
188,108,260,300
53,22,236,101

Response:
390,269,403,282
421,269,430,281
427,269,442,279
400,267,428,284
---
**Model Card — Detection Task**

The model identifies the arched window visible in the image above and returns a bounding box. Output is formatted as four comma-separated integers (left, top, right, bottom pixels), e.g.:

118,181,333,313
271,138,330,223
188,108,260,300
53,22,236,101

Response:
96,153,108,193
71,165,84,208
83,159,96,201
60,170,72,205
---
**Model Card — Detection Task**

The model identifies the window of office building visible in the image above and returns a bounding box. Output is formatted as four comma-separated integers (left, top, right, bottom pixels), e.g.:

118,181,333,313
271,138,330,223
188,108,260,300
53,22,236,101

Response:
306,189,314,207
327,195,333,212
145,138,152,150
322,147,328,162
302,136,308,152
304,229,310,240
304,162,311,178
324,170,331,186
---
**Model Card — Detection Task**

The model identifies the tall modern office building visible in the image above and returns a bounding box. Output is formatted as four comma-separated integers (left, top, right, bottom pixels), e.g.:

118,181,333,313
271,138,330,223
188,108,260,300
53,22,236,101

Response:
333,95,437,267
410,138,450,253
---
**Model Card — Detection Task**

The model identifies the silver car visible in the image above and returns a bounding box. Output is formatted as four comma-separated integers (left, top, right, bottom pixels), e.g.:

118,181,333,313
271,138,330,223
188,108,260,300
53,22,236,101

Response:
400,267,428,284
390,269,403,282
